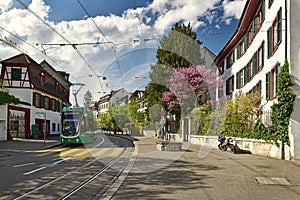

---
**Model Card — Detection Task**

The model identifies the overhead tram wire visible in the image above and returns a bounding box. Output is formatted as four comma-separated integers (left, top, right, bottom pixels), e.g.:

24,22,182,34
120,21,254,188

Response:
76,0,125,89
0,26,82,83
15,0,104,91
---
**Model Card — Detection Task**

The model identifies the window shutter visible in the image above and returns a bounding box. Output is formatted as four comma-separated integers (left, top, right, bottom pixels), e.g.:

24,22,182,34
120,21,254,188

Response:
262,0,265,22
262,41,265,67
275,62,280,95
49,98,53,110
252,52,257,77
277,7,282,45
244,65,248,85
253,19,256,37
266,72,270,100
267,28,272,58
41,95,45,108
236,72,239,89
33,92,36,107
231,76,234,92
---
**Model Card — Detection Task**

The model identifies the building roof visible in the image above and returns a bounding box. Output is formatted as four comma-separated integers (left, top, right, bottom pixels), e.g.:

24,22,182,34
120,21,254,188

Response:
214,0,261,66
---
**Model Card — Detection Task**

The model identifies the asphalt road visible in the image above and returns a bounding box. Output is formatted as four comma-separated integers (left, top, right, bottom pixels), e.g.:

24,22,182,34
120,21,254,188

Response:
1,135,300,200
0,134,134,200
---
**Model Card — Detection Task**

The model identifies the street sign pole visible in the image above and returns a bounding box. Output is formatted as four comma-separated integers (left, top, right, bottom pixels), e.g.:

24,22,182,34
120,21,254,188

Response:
44,112,46,146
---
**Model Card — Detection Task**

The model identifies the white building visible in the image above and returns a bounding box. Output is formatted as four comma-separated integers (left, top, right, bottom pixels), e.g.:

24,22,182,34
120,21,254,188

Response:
0,54,71,140
97,88,129,117
214,0,300,160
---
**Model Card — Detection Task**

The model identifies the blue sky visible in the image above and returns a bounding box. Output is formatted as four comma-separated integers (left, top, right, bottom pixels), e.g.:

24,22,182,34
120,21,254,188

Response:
0,0,246,105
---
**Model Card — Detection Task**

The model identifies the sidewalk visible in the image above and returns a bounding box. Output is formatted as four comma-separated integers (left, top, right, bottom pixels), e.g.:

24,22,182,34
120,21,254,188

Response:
0,136,60,157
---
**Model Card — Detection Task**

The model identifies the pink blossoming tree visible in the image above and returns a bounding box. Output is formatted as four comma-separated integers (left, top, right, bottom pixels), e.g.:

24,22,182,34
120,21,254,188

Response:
162,65,223,111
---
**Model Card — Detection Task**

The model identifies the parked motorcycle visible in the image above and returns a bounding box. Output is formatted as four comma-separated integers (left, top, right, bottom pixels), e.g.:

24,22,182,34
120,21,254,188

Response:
218,136,237,153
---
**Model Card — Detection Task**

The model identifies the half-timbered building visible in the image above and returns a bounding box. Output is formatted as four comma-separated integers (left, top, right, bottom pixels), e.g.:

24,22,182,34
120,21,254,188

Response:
0,53,71,140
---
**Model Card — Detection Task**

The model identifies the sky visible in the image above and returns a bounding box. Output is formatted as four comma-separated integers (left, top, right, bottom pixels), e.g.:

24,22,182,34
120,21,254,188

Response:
0,0,247,106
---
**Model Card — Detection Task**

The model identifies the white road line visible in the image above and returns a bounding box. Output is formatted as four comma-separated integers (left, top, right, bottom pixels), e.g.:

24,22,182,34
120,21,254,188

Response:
23,167,46,176
14,162,35,168
23,157,70,176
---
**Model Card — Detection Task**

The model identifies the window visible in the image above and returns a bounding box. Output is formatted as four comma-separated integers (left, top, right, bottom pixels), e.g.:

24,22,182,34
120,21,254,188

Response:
40,72,45,85
45,96,50,110
12,68,21,80
33,92,41,108
226,76,234,95
52,123,56,132
226,51,234,69
252,52,257,78
218,61,224,75
249,60,253,81
236,69,244,89
57,123,60,132
218,84,223,98
257,42,265,71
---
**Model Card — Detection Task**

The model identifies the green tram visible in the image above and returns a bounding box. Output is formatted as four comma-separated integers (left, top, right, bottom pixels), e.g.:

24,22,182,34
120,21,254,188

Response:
60,107,95,144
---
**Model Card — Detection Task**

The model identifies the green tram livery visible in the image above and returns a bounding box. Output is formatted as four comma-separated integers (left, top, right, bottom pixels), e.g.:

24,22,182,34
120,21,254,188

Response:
60,107,95,144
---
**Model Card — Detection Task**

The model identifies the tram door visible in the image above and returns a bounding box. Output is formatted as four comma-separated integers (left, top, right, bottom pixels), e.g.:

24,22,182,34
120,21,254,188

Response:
9,110,26,139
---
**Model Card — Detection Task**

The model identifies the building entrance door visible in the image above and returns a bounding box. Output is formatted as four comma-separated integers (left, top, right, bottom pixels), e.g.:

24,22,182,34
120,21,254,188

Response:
9,110,26,139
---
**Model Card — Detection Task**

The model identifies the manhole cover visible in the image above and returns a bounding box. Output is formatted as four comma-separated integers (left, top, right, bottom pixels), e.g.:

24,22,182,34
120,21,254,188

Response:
255,177,292,185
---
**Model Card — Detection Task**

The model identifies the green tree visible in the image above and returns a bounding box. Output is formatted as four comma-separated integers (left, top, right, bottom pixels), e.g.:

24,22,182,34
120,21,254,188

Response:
83,90,93,109
222,92,262,138
145,22,203,121
0,80,20,105
270,60,296,146
128,99,144,124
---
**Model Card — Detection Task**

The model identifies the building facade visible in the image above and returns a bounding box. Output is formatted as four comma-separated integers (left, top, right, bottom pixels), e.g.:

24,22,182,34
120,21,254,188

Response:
97,88,130,118
0,54,71,140
215,0,300,159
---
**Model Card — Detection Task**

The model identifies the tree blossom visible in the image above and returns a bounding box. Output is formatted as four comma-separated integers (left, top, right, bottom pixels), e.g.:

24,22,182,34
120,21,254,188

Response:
162,65,224,110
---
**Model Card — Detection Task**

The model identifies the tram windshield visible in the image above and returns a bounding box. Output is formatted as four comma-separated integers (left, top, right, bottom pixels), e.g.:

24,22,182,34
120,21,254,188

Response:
62,111,81,136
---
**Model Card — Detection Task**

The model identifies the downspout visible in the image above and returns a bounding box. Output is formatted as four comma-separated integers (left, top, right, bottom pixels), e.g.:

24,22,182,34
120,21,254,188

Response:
285,0,288,60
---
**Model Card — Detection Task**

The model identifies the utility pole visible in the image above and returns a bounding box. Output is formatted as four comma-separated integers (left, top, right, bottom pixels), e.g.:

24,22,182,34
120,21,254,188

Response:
72,83,85,107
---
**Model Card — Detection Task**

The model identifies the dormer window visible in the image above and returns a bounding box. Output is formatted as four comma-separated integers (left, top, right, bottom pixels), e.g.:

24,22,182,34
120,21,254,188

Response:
12,68,21,80
40,72,45,85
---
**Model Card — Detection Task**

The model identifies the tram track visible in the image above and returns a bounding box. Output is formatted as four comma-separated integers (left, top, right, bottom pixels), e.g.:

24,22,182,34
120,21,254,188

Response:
12,135,135,200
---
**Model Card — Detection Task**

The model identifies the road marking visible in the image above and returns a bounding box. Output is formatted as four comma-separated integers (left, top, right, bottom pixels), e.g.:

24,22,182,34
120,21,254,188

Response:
36,148,67,157
23,167,46,176
23,157,70,176
91,148,110,157
14,162,35,168
58,148,82,157
108,148,124,157
73,148,95,157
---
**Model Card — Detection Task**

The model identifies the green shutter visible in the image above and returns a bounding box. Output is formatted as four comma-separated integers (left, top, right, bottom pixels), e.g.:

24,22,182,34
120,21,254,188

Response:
252,52,257,77
49,98,53,110
267,28,272,58
33,92,36,107
277,7,282,45
275,62,280,95
269,0,273,8
244,65,249,85
231,76,234,92
236,72,239,89
266,72,270,100
262,0,265,22
253,19,256,37
262,41,265,67
41,95,45,108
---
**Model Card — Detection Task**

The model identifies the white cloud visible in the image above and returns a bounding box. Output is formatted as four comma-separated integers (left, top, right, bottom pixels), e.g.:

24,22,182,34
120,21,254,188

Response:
0,0,247,105
222,0,247,19
0,0,12,13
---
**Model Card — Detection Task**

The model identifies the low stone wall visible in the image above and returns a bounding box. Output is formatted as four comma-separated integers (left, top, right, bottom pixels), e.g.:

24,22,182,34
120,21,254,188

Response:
170,134,292,160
